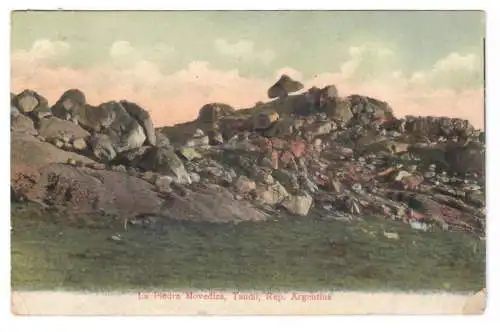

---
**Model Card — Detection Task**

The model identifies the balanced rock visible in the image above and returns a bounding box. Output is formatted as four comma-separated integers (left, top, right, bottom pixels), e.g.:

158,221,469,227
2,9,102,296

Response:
268,75,304,99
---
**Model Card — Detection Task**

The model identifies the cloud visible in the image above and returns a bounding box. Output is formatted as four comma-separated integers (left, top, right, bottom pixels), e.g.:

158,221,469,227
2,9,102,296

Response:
11,56,269,126
22,39,70,60
11,41,484,129
11,39,71,78
109,40,174,68
109,40,140,64
410,52,483,91
270,48,484,128
339,44,397,82
214,38,276,65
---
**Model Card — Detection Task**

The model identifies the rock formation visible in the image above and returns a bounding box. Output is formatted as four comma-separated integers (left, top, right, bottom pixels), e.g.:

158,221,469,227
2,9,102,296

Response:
10,83,485,234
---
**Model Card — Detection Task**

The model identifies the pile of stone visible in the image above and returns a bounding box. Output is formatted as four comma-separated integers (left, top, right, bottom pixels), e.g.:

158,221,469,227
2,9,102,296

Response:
10,77,485,235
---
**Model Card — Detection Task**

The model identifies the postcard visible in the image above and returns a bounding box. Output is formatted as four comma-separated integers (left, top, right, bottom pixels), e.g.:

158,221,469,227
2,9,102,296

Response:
10,10,486,315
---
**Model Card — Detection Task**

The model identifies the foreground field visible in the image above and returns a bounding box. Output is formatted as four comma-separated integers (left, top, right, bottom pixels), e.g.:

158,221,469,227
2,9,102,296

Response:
11,203,485,292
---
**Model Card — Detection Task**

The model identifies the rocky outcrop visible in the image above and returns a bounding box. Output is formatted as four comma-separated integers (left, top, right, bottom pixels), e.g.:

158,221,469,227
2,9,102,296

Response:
10,83,485,234
72,101,147,161
404,116,475,140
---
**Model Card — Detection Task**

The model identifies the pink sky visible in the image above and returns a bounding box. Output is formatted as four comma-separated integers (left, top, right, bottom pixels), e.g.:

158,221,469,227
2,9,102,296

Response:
11,54,484,129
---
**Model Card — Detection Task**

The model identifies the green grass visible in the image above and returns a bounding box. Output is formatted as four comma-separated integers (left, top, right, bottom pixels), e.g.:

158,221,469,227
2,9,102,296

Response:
11,203,485,292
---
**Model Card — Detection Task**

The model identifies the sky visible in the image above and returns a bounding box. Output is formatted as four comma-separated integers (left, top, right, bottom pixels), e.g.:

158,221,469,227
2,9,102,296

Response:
10,10,485,128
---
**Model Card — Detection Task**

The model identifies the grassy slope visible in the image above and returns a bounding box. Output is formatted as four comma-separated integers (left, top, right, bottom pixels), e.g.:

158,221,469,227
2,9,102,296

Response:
11,203,485,292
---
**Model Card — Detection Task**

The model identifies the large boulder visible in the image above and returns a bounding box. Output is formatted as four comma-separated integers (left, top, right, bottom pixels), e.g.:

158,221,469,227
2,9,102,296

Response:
99,102,147,153
158,183,269,223
12,89,44,114
72,103,116,132
119,100,156,146
137,147,191,184
51,89,87,121
12,89,51,120
74,101,147,160
198,103,235,124
37,117,90,141
268,75,304,99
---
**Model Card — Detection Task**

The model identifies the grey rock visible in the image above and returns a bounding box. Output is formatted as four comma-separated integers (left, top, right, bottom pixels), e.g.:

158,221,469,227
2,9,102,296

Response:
197,103,235,123
155,129,171,147
119,100,156,146
281,191,313,216
51,89,86,120
12,89,50,115
74,101,147,155
139,147,191,184
90,134,117,162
